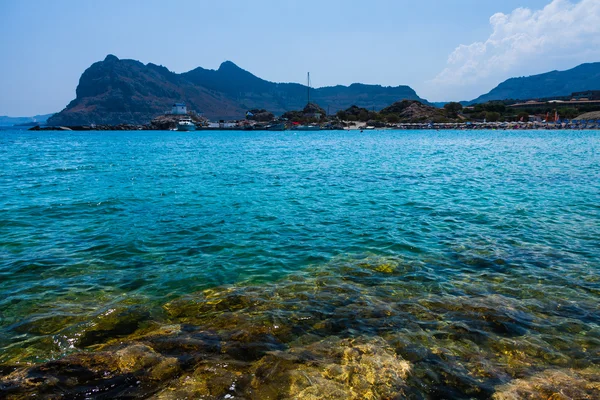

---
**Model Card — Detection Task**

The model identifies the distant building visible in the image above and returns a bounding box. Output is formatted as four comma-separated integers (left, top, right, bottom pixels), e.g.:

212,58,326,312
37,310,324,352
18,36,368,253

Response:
509,99,600,109
171,103,187,115
572,90,600,100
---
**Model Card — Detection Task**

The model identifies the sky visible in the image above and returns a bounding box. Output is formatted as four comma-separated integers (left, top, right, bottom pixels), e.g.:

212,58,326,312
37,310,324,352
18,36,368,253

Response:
1,0,599,116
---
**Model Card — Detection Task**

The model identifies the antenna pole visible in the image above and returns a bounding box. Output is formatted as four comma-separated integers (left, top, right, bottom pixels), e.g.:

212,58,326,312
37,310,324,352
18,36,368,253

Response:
307,72,310,105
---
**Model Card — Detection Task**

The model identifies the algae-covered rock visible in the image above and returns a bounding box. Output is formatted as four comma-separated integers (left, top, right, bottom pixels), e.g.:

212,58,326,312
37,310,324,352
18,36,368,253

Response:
149,357,181,382
152,359,250,399
417,294,536,336
163,287,266,322
0,351,122,399
69,305,151,348
114,343,182,382
116,344,163,372
249,336,411,400
493,368,600,399
356,257,402,274
222,330,286,362
145,328,222,357
0,343,182,399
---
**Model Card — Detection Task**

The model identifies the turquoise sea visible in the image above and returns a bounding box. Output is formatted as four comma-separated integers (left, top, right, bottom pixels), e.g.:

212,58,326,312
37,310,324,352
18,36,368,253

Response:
1,129,599,399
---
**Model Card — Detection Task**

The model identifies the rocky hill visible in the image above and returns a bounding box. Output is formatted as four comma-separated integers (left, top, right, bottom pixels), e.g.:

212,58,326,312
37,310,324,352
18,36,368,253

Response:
380,100,447,122
469,62,600,104
48,55,427,126
574,111,600,120
48,55,241,126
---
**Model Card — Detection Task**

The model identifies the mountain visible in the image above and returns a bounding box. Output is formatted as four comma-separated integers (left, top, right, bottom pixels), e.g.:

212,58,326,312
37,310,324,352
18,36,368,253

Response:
469,62,600,104
48,55,427,126
0,113,54,126
48,55,240,126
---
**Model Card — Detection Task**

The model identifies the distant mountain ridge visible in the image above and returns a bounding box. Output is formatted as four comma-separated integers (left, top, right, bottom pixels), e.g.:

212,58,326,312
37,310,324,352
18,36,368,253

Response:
42,57,600,125
48,55,426,125
0,113,54,126
469,63,600,104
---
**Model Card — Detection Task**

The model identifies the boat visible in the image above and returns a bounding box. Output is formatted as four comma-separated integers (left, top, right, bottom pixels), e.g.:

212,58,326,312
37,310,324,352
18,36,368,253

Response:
293,125,321,131
177,118,196,131
265,123,287,131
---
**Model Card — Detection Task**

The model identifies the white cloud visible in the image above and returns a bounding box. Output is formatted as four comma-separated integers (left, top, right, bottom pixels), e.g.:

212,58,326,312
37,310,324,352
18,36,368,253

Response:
427,0,600,100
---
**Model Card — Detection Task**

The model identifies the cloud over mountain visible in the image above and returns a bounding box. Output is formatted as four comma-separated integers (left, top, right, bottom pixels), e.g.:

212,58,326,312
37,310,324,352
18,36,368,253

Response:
429,0,600,100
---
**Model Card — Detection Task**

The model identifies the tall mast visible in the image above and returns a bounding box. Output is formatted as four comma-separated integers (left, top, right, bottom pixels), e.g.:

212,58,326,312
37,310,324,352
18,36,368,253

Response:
307,72,310,105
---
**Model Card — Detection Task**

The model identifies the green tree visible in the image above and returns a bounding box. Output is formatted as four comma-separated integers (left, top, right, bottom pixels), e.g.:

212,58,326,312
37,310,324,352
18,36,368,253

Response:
444,102,463,117
474,102,506,114
358,110,369,121
485,111,501,122
386,114,400,123
558,108,579,119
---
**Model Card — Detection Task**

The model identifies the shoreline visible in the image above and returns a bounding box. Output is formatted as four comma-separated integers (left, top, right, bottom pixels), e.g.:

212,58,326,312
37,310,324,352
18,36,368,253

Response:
26,123,600,131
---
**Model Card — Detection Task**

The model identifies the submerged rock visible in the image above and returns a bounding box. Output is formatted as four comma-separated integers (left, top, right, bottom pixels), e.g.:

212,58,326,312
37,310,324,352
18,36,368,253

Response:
3,253,600,399
153,359,251,399
1,351,123,399
493,368,600,399
0,343,182,399
116,344,163,372
68,305,151,348
250,336,411,400
222,330,286,362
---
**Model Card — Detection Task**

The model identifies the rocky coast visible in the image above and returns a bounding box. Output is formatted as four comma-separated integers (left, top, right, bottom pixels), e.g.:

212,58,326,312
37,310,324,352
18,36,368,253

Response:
29,124,153,131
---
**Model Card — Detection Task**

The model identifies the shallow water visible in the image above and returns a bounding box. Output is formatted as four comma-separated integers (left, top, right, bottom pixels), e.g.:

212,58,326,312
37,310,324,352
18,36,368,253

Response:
1,130,599,399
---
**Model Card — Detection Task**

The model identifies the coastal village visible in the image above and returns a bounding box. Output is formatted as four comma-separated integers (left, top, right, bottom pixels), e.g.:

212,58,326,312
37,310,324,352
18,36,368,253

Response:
31,91,600,131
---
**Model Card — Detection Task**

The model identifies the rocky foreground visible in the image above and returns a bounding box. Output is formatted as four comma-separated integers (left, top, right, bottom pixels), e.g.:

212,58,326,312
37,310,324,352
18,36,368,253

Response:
1,256,599,399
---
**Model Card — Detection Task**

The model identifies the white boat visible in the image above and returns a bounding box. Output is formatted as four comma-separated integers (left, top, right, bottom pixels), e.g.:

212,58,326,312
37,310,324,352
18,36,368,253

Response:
293,125,321,131
177,118,196,131
265,123,287,131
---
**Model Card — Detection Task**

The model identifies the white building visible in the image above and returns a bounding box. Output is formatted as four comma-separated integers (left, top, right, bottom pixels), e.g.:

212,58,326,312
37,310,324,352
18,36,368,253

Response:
171,103,187,115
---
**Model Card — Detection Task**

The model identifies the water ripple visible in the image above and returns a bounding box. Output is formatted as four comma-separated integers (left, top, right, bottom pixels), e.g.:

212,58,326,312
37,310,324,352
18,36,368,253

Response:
0,130,599,398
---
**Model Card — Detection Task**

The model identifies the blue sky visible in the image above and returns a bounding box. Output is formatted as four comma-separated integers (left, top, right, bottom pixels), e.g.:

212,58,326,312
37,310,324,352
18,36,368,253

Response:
1,0,598,116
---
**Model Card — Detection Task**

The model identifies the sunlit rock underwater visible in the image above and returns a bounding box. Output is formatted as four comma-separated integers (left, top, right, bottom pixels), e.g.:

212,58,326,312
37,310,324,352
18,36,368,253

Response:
2,255,600,399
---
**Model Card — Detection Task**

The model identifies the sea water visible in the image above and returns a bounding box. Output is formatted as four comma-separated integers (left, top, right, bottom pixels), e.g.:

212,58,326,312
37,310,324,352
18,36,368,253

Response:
0,130,599,398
